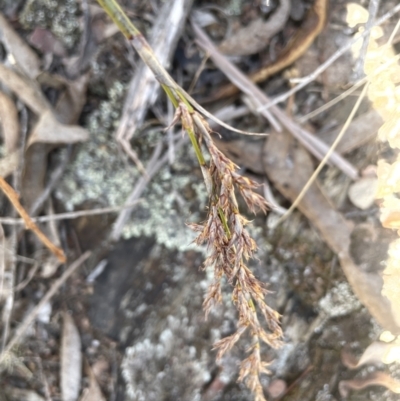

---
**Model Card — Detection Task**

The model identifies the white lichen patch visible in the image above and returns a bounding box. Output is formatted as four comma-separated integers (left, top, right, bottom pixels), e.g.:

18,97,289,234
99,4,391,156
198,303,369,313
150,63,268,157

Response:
122,314,211,401
57,81,135,211
120,165,203,251
319,282,361,318
20,0,80,49
56,80,207,250
316,384,335,401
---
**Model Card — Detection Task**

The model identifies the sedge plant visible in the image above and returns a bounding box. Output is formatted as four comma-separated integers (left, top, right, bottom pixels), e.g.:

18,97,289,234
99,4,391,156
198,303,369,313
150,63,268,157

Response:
96,0,283,399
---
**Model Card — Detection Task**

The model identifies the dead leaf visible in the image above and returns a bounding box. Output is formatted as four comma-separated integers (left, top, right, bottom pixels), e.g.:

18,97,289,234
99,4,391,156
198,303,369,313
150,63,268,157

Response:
219,0,290,56
54,74,90,125
339,371,400,398
20,73,89,211
261,130,400,333
342,341,400,369
0,150,20,178
61,313,82,401
0,91,19,153
27,110,88,147
4,387,45,401
21,144,51,211
28,27,67,57
80,360,106,401
381,239,400,328
320,109,383,155
0,12,41,79
0,63,49,115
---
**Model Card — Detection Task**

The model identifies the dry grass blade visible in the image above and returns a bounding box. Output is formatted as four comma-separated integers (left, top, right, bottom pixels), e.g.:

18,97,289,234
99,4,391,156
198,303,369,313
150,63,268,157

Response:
0,201,142,225
275,82,370,225
0,176,66,263
0,63,49,115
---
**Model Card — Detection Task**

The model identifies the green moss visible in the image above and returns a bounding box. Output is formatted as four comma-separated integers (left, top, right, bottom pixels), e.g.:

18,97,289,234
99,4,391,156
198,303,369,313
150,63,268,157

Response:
20,0,80,50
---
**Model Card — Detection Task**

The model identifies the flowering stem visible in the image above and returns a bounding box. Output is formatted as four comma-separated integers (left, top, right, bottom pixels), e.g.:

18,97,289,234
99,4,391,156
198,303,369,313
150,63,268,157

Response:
218,207,231,239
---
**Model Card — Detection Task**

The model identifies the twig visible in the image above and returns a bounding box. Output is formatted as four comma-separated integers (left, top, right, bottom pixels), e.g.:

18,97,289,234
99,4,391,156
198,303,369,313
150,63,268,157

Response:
0,224,5,302
353,0,381,80
299,51,400,123
115,0,193,171
0,223,13,353
167,101,175,164
388,17,400,45
0,251,91,365
0,176,66,262
29,146,72,217
187,52,209,94
275,82,370,226
275,365,313,401
263,181,287,215
0,201,143,225
13,262,39,292
192,22,359,180
256,3,400,112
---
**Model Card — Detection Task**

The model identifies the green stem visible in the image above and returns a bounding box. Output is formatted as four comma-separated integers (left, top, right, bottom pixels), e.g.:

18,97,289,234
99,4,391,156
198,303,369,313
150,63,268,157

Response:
161,84,179,109
218,207,231,239
96,0,140,38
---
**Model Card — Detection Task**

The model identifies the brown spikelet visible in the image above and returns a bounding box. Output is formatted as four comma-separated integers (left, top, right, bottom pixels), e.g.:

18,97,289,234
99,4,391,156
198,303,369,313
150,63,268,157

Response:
178,104,283,400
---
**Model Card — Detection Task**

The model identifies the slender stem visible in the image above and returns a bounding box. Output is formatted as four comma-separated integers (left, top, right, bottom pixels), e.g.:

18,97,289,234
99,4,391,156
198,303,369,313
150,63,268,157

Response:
97,0,253,136
161,84,179,108
96,0,140,38
218,207,231,239
185,125,205,166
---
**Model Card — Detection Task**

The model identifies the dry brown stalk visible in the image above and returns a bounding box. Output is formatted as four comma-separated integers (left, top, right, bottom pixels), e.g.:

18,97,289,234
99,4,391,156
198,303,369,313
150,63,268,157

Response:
0,176,66,263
